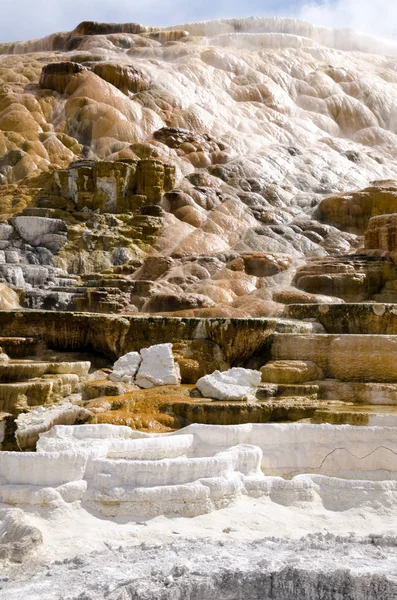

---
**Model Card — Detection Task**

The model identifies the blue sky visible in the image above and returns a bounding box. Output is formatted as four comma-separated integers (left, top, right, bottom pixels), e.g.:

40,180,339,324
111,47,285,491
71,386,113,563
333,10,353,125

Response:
0,0,395,44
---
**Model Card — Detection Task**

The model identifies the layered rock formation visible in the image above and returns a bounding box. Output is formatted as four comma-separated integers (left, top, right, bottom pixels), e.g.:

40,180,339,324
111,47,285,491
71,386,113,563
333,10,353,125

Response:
3,18,397,315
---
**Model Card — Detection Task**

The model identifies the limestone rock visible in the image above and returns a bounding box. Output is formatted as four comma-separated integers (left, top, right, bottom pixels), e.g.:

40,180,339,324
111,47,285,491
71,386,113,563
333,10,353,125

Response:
0,224,14,241
0,348,9,364
83,379,138,399
273,288,344,305
143,292,215,313
196,367,262,401
92,63,149,95
13,216,67,248
56,159,175,213
292,255,397,302
135,343,181,388
109,351,141,384
319,181,397,234
241,253,292,276
260,360,324,384
365,213,397,251
72,21,149,36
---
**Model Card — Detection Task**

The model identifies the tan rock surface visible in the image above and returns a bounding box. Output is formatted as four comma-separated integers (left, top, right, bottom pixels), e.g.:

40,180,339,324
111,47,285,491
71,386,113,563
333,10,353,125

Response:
273,332,397,382
319,182,397,234
261,360,324,384
0,283,20,309
172,340,229,384
365,213,397,251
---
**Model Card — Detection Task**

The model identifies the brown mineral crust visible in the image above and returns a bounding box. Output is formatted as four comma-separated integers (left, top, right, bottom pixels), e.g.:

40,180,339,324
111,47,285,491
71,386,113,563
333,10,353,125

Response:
72,22,151,36
319,181,397,234
365,213,397,251
91,63,149,95
39,62,90,94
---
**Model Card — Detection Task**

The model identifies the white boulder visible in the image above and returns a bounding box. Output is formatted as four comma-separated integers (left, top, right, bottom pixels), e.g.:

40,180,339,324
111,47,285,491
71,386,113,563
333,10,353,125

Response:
109,351,141,383
135,343,181,388
196,367,262,401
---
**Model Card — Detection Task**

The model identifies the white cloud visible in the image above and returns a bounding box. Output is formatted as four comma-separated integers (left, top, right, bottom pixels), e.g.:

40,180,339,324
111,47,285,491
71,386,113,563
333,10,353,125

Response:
0,0,185,42
300,0,397,42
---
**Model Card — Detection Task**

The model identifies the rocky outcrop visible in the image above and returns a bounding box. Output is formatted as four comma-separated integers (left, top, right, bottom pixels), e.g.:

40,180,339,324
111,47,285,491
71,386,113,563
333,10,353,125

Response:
172,340,229,383
72,21,150,36
0,283,20,309
92,63,149,95
365,213,397,252
13,216,67,252
109,351,141,384
319,182,397,234
0,310,313,362
0,508,43,561
39,62,89,94
52,159,175,213
293,255,397,302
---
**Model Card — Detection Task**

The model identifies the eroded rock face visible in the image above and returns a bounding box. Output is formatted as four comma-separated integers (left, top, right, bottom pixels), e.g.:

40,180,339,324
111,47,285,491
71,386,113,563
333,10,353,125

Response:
13,216,67,251
15,402,91,450
0,508,43,561
0,283,20,310
92,63,149,95
196,367,262,400
365,213,397,252
172,340,229,384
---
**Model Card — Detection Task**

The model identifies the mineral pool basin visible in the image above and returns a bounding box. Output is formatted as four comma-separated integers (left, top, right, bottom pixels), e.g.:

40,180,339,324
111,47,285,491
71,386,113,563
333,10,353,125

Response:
37,422,397,482
3,422,397,518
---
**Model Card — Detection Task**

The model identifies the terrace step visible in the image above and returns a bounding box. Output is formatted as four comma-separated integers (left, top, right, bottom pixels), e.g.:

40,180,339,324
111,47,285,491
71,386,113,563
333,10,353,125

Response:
0,360,90,383
0,337,38,358
283,303,397,335
271,333,397,382
312,405,397,426
317,380,397,405
0,375,79,412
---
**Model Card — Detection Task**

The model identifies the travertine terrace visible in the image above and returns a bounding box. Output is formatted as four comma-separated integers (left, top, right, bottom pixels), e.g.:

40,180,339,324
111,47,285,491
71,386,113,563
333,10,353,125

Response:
2,15,397,599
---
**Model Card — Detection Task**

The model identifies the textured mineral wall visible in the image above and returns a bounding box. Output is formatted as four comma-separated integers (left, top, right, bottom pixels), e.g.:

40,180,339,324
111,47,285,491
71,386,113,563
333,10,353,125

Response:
0,310,312,361
3,18,397,313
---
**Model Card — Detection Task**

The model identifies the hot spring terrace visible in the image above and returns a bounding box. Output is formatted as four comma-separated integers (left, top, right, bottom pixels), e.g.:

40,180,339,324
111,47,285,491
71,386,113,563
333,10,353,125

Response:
2,304,397,443
2,303,397,359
